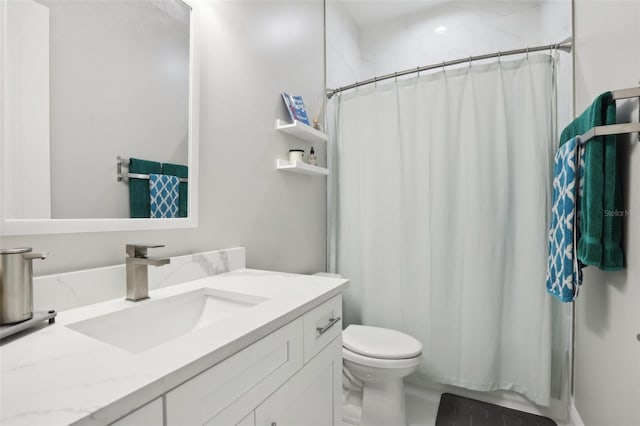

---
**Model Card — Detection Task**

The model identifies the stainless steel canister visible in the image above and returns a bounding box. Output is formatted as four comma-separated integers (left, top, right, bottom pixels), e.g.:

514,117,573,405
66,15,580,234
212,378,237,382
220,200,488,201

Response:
0,248,48,325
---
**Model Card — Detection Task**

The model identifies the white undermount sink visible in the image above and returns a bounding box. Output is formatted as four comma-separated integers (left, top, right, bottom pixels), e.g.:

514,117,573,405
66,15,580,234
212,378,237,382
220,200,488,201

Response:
67,288,268,353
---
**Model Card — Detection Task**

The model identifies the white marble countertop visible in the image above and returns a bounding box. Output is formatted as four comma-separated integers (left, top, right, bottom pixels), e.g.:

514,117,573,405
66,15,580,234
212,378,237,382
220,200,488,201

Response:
0,269,349,426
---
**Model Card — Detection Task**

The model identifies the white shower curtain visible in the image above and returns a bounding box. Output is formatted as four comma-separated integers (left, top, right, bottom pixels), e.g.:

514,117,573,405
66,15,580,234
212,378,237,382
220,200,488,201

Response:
330,56,557,405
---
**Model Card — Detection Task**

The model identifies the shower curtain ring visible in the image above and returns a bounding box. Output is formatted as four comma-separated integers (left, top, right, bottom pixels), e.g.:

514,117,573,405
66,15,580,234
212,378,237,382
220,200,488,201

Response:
498,51,501,62
468,56,472,68
394,72,398,82
526,47,529,59
442,61,446,72
416,66,420,78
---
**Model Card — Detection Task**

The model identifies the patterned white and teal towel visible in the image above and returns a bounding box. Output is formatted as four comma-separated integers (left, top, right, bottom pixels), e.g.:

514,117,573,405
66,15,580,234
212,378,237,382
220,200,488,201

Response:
149,174,179,218
546,137,584,302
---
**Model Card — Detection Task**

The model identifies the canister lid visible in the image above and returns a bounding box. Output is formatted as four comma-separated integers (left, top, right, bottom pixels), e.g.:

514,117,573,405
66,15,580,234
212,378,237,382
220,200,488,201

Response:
0,247,32,254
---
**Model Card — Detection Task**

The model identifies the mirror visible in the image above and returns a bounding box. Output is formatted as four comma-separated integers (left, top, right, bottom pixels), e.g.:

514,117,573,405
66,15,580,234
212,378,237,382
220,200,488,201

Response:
0,0,199,235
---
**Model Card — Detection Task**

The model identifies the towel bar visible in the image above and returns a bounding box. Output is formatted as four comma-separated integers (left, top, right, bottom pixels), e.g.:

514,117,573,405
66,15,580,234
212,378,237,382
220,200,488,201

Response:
611,87,640,100
578,122,640,145
578,87,640,145
117,156,188,183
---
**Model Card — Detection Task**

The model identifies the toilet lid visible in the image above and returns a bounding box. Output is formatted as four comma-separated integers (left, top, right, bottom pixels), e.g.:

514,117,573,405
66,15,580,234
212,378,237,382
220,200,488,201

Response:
343,325,422,359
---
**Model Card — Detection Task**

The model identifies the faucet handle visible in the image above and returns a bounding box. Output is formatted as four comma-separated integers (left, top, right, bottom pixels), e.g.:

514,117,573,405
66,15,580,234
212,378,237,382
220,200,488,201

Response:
126,244,165,258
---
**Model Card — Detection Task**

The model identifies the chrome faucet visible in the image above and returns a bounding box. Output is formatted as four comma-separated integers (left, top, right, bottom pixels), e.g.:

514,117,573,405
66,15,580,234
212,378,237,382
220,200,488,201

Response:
125,244,170,301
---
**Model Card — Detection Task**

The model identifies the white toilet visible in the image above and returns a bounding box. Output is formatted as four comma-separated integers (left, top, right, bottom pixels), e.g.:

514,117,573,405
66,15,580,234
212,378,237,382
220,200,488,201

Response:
342,324,422,426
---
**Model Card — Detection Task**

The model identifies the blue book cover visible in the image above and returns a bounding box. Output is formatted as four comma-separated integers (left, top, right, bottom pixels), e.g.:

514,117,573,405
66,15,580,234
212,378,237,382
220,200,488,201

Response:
281,92,310,126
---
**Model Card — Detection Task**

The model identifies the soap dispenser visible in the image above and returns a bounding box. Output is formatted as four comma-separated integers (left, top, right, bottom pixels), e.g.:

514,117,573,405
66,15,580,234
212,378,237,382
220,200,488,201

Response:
0,248,48,325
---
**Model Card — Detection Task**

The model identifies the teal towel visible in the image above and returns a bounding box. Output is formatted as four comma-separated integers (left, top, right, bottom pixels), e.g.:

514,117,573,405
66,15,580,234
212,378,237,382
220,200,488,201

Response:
559,92,623,270
162,163,188,218
129,158,162,218
149,174,180,218
546,137,583,302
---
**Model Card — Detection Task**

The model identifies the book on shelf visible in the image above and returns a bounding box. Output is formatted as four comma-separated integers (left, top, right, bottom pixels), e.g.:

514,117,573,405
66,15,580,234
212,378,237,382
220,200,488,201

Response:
281,92,311,126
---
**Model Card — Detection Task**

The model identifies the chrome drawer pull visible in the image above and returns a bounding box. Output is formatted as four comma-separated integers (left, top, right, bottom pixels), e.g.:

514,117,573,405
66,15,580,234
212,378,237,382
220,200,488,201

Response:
316,316,341,336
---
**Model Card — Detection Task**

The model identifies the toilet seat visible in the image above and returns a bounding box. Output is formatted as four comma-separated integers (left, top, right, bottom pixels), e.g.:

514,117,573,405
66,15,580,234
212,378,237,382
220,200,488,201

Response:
343,325,422,359
343,346,421,369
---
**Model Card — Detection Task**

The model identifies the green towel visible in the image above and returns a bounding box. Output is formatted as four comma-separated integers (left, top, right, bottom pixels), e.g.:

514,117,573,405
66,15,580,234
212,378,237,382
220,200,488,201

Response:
162,163,188,218
129,158,161,218
559,92,623,270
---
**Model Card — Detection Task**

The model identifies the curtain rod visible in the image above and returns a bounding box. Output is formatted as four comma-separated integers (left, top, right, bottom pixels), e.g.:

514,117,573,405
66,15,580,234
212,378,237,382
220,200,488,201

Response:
326,38,573,99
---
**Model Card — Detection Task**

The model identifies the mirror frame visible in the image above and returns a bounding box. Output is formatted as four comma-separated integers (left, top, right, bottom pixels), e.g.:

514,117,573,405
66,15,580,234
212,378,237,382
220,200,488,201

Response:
0,0,199,235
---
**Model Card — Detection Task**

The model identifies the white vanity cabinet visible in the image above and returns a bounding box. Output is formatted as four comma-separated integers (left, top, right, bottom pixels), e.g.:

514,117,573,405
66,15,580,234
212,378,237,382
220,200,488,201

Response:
164,295,343,426
110,398,163,426
254,336,342,426
1,267,349,426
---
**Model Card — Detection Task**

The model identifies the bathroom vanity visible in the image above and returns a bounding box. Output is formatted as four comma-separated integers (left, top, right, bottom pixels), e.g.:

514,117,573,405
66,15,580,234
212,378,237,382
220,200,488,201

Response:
0,262,348,426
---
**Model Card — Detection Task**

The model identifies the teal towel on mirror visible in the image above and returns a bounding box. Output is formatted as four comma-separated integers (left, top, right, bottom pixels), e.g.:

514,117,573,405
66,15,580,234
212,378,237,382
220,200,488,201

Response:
559,92,623,270
149,174,180,218
162,163,188,218
129,158,162,218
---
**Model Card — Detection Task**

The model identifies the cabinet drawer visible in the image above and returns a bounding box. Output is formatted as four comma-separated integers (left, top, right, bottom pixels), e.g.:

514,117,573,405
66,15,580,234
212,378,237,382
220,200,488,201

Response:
166,318,303,426
303,295,342,363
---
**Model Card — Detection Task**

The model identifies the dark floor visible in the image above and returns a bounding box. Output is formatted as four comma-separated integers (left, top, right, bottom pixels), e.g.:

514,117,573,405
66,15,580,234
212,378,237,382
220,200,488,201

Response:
435,393,557,426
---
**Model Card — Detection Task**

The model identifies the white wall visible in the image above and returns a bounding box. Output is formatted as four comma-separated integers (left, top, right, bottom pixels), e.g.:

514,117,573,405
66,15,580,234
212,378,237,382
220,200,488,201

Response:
573,1,640,424
326,1,361,90
1,0,327,277
540,0,574,139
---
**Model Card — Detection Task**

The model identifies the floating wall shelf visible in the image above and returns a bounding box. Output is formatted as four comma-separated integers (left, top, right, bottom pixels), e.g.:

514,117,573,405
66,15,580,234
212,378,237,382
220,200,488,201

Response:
276,159,329,176
275,119,328,144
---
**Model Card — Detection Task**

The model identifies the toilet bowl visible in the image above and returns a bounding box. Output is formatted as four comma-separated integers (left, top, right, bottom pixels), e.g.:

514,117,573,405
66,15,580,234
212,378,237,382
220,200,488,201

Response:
342,325,422,426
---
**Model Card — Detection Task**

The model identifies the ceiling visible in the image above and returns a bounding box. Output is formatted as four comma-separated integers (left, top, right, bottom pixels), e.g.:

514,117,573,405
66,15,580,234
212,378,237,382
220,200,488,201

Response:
339,0,446,27
336,0,545,28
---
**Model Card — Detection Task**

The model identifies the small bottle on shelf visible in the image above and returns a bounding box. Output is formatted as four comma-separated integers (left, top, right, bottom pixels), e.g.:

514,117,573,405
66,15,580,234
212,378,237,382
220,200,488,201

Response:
308,147,317,166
